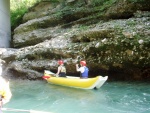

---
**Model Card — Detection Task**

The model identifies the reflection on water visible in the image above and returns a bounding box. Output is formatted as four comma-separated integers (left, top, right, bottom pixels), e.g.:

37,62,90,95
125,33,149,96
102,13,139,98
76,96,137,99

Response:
3,80,150,113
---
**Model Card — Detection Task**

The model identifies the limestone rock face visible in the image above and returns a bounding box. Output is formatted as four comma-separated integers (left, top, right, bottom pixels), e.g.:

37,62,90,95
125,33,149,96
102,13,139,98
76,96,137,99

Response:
1,0,150,80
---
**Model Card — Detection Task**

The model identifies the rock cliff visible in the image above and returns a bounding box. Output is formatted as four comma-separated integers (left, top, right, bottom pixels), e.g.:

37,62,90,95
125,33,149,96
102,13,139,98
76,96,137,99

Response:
0,0,150,81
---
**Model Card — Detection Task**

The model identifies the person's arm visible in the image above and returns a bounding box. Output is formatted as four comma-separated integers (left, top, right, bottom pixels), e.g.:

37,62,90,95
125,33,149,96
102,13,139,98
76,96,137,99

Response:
76,65,84,73
56,67,61,77
76,64,79,71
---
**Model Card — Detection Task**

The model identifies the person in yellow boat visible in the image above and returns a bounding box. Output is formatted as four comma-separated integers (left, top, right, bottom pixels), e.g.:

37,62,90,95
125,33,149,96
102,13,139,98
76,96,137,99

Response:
76,60,89,78
56,60,66,77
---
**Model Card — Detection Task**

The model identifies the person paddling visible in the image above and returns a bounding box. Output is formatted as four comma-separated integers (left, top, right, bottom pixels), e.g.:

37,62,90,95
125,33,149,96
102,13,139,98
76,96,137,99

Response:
56,60,66,77
0,59,12,113
76,60,89,78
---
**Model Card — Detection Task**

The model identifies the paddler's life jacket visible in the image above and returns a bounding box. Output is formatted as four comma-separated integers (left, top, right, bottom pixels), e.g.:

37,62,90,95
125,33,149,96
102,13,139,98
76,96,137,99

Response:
59,65,66,77
59,65,66,73
81,67,89,78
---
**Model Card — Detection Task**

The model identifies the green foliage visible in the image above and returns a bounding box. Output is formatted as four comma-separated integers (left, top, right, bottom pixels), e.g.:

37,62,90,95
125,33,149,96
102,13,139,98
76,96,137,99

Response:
127,0,147,3
91,0,105,6
91,0,117,7
10,0,40,30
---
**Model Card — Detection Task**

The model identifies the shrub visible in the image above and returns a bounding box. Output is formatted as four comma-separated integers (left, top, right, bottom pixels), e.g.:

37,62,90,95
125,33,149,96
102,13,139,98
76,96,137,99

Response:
10,0,40,30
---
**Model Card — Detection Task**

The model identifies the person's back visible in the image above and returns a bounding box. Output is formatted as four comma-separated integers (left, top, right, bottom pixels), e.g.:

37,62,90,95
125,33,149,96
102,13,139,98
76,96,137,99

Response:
59,65,66,77
56,60,66,77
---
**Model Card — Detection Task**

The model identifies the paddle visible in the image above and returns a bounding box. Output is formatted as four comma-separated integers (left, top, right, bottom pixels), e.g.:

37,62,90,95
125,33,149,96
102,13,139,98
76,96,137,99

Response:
2,108,52,113
44,70,56,76
43,70,57,79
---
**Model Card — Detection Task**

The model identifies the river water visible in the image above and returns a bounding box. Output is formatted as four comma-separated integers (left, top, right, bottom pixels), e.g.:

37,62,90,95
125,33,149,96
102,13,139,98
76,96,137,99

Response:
3,79,150,113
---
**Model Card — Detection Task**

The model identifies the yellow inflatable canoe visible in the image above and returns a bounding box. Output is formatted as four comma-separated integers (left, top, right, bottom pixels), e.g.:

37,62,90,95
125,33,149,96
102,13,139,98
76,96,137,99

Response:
43,70,108,89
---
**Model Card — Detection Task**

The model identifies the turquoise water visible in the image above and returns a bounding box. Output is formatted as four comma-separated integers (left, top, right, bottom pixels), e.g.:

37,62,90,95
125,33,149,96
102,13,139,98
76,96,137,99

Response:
3,80,150,113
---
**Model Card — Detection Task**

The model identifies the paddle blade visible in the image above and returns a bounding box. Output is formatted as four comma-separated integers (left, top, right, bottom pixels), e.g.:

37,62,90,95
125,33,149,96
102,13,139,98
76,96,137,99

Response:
42,75,50,80
30,110,52,113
